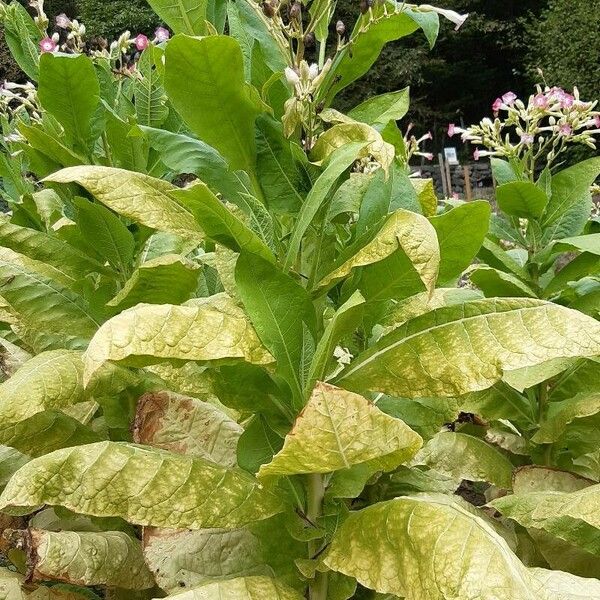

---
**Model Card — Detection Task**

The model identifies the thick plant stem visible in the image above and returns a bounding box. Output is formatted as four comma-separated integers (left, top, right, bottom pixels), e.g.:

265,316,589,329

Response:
307,473,328,600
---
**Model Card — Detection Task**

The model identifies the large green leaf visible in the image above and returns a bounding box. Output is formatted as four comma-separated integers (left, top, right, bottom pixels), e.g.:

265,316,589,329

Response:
491,484,600,556
0,215,108,279
235,253,316,406
337,298,600,398
171,183,275,261
469,265,537,298
496,181,549,219
0,248,99,351
554,233,600,256
348,87,410,126
134,46,168,129
24,529,154,589
106,254,199,311
45,167,202,238
145,0,211,34
258,382,421,478
84,294,273,384
413,431,513,488
314,208,439,297
38,53,99,152
133,390,242,467
541,157,600,240
0,441,283,528
0,445,28,488
429,200,490,284
149,576,304,599
165,35,263,172
323,494,559,599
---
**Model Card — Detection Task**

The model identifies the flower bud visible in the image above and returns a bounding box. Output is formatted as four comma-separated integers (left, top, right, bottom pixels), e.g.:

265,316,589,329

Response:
336,20,346,36
289,2,301,20
308,63,319,80
359,0,370,14
303,32,315,48
284,66,300,87
262,1,275,17
55,13,70,28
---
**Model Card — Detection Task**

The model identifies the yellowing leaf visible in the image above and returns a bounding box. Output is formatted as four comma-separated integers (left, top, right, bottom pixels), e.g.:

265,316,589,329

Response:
315,209,439,296
44,166,202,238
337,299,600,398
258,382,421,478
84,294,273,384
25,529,154,589
0,441,283,528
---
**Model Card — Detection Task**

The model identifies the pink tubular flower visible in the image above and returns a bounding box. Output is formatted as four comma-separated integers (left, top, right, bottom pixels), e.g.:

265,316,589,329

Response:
55,13,70,28
448,123,456,137
423,153,434,161
473,148,481,161
39,37,57,53
154,27,170,42
533,93,548,109
521,133,534,145
134,34,149,51
501,91,517,106
559,124,572,136
560,93,575,109
594,115,600,128
492,98,503,113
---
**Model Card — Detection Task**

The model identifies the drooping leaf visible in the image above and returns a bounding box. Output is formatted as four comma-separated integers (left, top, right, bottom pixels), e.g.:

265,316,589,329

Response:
149,576,304,600
554,233,600,256
323,494,558,599
235,253,316,406
106,254,199,311
165,35,263,172
38,53,100,152
0,441,283,528
258,382,422,478
45,167,202,238
413,431,513,489
337,298,600,398
496,181,549,219
133,390,242,467
23,529,154,589
170,183,275,262
84,294,273,384
429,201,490,284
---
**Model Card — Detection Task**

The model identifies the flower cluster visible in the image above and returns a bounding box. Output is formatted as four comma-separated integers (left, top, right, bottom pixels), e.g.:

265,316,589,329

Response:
0,81,41,122
399,124,434,166
449,86,600,176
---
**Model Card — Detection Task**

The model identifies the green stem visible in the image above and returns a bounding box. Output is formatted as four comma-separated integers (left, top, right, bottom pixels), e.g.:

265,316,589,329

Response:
537,381,553,466
307,473,328,600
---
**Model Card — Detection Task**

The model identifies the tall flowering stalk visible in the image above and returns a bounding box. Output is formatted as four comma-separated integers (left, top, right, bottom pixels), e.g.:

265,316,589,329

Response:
449,86,600,180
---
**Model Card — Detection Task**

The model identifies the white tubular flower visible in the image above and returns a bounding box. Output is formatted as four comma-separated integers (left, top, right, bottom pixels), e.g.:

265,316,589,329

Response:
419,5,469,30
333,346,353,366
284,67,300,87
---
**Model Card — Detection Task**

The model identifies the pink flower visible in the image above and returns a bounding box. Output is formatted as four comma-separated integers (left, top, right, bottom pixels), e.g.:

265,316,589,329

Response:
558,124,572,136
134,34,149,51
452,192,460,200
423,153,434,161
533,93,548,109
473,148,481,161
594,116,600,128
448,123,456,137
521,133,534,144
154,27,170,42
39,37,57,53
55,13,70,28
501,91,517,105
560,93,575,109
492,98,503,113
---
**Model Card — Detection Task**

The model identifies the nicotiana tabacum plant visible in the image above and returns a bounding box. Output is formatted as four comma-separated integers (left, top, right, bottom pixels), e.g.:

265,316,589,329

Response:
0,0,598,599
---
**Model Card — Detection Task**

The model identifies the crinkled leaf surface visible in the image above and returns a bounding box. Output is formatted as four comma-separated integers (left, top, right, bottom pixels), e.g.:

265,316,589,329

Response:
323,494,558,599
150,576,304,599
0,441,283,528
413,431,513,488
337,298,600,397
45,167,202,238
258,382,422,478
133,390,242,467
83,294,273,384
26,529,154,589
529,567,600,599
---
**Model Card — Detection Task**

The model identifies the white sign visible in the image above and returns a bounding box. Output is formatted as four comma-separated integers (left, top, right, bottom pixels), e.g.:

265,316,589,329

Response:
444,147,459,165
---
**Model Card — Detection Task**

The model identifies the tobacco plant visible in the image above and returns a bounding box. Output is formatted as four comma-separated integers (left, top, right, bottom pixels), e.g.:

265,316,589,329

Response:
0,0,598,599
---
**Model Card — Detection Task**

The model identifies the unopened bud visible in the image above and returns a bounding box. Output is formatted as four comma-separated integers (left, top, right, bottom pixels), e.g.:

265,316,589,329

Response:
262,1,275,17
359,0,372,13
289,2,301,20
336,20,346,36
303,32,315,48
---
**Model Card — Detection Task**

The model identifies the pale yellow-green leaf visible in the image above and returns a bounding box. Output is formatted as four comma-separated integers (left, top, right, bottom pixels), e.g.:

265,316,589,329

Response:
412,431,513,488
311,123,395,171
44,166,202,238
151,576,304,599
512,465,593,495
529,567,600,599
83,294,273,385
411,178,437,217
0,441,283,528
26,529,154,589
491,483,600,556
323,494,560,599
502,357,579,392
315,209,439,296
0,337,31,381
133,390,242,467
337,299,600,398
107,254,199,311
0,567,24,600
258,382,422,478
532,392,600,444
